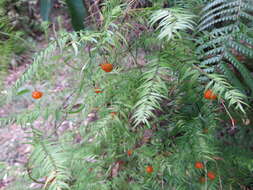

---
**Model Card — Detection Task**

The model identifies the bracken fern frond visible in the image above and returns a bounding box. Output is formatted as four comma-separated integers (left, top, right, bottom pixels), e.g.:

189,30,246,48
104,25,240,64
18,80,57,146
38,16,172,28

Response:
197,0,253,95
149,8,196,41
131,60,167,127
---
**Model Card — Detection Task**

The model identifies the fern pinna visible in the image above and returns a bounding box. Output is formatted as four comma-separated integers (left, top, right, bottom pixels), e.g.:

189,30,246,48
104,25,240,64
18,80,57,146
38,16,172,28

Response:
197,0,253,95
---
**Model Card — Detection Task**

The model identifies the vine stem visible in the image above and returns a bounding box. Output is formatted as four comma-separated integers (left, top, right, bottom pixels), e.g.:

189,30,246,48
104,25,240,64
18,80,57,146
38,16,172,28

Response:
26,167,45,184
25,158,45,184
220,99,235,129
204,161,208,190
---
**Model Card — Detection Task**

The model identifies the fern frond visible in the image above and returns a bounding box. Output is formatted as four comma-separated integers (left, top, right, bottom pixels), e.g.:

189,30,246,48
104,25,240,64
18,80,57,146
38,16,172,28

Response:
236,33,253,46
223,51,253,91
210,24,238,35
29,133,71,190
12,41,58,91
200,56,222,67
200,1,241,22
199,7,239,29
239,11,253,21
0,109,40,128
197,0,253,95
200,47,225,59
202,0,230,12
11,31,99,95
149,8,196,41
218,62,246,91
197,36,228,52
131,60,167,127
199,0,252,32
206,73,248,113
199,15,238,31
228,40,253,57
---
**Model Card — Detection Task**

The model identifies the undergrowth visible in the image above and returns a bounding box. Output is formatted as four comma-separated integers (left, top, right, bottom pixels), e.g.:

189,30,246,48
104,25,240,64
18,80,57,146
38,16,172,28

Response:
0,0,252,190
0,0,27,90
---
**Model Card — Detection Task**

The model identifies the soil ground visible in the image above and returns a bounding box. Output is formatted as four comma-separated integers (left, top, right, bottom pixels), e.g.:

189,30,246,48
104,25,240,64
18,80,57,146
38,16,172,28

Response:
0,2,72,189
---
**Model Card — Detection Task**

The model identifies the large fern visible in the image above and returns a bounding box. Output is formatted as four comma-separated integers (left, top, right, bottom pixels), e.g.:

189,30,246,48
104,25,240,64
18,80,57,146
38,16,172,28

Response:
149,8,196,41
197,0,253,95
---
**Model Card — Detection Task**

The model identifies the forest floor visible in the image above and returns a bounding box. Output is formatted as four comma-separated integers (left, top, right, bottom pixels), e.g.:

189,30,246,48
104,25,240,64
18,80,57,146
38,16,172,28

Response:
0,45,51,190
0,53,38,190
0,4,73,189
0,44,76,190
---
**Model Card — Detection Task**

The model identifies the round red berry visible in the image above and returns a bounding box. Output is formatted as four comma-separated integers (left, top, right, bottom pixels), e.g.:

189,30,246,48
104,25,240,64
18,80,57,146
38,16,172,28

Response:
146,166,153,173
32,91,43,99
207,171,216,180
127,150,133,156
204,89,217,100
111,112,117,118
100,62,113,72
94,88,103,93
195,162,204,169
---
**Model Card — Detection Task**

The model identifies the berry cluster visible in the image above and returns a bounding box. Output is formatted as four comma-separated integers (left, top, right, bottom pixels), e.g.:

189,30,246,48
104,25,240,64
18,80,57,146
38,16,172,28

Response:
31,62,220,183
195,162,216,183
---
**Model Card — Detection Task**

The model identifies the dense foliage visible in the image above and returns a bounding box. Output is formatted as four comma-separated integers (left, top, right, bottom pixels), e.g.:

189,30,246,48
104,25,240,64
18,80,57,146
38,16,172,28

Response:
0,0,252,189
0,0,27,90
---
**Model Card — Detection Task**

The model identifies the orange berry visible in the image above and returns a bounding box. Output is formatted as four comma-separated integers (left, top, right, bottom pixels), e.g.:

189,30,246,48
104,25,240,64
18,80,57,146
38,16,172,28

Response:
32,91,43,99
199,177,206,184
207,171,216,180
111,112,117,118
146,165,153,173
94,88,103,94
204,89,217,100
100,62,113,72
127,150,133,156
195,162,204,169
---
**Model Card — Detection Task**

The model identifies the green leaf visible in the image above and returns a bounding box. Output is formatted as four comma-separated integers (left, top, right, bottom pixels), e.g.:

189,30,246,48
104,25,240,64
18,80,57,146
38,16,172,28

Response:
40,0,53,21
65,0,88,31
66,104,85,114
17,89,30,96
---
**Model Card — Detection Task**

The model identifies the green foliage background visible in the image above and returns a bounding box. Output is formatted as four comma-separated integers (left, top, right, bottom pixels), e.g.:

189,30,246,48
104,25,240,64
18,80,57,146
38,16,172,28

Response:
0,0,253,190
0,0,27,90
